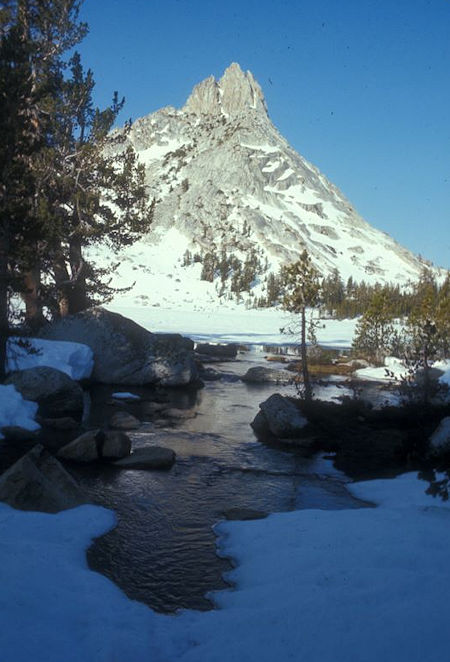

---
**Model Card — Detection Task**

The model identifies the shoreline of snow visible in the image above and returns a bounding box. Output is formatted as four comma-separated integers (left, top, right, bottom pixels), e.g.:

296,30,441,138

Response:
2,468,450,661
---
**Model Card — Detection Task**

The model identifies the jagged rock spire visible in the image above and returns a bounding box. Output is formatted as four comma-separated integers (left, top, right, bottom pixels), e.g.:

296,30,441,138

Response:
183,62,268,117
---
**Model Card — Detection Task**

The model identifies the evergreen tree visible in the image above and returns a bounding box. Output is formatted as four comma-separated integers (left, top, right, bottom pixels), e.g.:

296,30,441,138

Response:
280,250,321,402
436,273,450,357
0,0,87,376
352,288,396,364
42,51,153,315
266,272,281,306
0,1,153,377
200,251,216,282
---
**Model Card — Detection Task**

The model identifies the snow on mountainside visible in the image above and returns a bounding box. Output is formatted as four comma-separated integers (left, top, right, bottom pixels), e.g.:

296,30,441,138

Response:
99,63,439,311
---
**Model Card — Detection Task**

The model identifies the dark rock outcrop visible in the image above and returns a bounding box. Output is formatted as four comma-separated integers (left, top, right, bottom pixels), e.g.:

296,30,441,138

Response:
0,444,87,512
40,307,198,386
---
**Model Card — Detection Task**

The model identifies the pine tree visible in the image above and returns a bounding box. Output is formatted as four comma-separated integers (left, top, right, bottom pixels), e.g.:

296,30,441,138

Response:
200,252,216,282
280,250,320,402
0,0,87,376
352,288,396,364
266,272,281,306
0,1,154,378
35,50,153,316
436,273,450,357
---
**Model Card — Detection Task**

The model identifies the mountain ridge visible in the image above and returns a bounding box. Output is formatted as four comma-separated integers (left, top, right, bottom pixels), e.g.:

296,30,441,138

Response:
103,63,442,311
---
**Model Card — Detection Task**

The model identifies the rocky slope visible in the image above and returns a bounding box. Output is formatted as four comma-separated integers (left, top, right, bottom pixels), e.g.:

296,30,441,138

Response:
100,63,437,310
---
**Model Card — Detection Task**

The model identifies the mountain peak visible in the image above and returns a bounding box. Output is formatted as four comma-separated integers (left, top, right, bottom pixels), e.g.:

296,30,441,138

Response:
183,63,268,117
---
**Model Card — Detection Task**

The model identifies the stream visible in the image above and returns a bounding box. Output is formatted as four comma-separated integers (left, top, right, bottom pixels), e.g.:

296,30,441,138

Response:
68,347,367,613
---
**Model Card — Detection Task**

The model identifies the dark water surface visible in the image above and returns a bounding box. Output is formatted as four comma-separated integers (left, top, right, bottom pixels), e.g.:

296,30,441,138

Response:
67,348,365,613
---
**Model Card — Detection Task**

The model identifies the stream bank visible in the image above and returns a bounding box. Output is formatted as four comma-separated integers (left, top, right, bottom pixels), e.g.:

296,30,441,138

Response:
71,347,368,613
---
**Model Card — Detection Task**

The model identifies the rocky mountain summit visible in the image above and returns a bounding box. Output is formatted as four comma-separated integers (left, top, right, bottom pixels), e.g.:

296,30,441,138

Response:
105,63,435,309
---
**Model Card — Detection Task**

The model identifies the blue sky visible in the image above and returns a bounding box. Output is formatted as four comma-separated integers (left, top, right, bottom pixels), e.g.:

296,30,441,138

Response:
78,0,449,269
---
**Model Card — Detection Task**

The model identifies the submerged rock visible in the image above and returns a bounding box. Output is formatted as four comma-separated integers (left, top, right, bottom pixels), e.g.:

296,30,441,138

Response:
241,366,293,385
40,307,198,386
0,444,87,512
5,366,83,416
114,446,176,470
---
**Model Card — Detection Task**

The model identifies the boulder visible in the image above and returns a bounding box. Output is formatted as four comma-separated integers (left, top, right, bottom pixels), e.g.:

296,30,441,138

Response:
57,430,100,463
251,393,308,438
40,307,197,386
109,411,141,430
57,429,131,462
241,366,293,384
114,446,176,470
429,417,450,456
195,343,238,360
101,430,132,459
5,366,83,416
0,444,87,512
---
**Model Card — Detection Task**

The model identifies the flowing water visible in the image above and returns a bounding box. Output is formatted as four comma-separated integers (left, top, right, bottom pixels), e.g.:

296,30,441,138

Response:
67,347,367,613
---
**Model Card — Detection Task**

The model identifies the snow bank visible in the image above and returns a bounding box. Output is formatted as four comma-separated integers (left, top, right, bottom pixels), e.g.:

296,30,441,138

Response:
355,355,405,382
7,337,94,380
2,471,450,661
0,384,40,438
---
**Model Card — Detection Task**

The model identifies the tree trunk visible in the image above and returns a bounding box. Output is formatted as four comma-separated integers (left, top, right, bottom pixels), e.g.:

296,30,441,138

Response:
53,238,88,317
53,251,71,318
301,305,312,402
22,266,45,331
68,235,87,314
0,239,8,382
